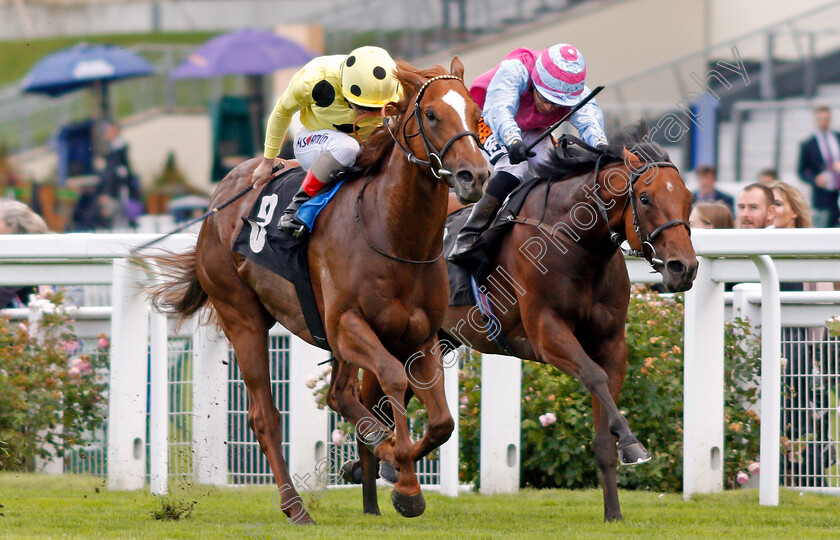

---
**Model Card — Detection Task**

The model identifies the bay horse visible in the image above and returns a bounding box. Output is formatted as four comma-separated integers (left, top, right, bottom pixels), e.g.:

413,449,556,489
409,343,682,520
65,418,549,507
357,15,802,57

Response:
146,58,489,524
355,124,698,521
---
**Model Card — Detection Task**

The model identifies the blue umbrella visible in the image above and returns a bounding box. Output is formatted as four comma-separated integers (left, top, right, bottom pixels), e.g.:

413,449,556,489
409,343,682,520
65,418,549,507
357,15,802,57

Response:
21,43,155,96
170,28,316,79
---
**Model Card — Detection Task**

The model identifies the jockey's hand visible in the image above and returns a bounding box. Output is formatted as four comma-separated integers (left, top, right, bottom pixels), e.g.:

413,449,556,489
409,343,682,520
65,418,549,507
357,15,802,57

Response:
252,157,282,190
508,139,536,165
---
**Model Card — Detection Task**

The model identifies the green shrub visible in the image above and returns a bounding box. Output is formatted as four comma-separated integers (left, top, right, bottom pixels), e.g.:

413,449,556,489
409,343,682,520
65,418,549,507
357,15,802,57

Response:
0,292,108,471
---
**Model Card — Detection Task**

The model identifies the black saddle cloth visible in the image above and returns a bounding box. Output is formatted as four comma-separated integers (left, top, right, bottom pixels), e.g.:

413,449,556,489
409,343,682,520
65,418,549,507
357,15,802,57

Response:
232,167,330,350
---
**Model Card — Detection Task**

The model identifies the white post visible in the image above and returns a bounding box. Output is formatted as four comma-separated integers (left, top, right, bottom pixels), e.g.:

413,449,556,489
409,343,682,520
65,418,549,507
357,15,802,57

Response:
288,333,330,489
439,346,461,496
193,323,229,485
751,255,781,506
108,259,149,490
683,256,725,498
480,353,521,495
29,300,63,474
149,309,169,495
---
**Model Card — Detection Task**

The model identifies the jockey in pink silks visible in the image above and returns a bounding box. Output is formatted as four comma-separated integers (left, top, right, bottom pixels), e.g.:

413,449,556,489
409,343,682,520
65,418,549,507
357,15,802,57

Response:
449,43,608,262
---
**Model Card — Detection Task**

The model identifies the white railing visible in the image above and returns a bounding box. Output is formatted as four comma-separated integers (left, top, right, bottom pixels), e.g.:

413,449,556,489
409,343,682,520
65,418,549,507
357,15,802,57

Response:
3,230,840,503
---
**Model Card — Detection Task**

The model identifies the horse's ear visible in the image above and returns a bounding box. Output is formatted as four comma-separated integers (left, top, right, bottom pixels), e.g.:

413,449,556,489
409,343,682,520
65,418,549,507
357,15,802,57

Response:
622,147,643,168
450,56,465,79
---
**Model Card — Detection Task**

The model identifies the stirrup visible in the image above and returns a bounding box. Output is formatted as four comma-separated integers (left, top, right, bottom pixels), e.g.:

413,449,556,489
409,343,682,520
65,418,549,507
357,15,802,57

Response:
278,213,309,238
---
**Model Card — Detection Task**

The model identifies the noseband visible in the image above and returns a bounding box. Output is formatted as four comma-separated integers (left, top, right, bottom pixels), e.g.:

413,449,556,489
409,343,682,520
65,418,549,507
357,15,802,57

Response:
386,75,481,183
593,157,690,266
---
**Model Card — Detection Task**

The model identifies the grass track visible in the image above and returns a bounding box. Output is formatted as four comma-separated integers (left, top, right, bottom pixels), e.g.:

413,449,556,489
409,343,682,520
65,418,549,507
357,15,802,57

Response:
1,473,839,539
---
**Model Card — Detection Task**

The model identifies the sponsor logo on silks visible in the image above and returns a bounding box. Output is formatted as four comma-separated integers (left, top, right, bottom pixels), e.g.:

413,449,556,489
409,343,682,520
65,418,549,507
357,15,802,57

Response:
297,133,330,148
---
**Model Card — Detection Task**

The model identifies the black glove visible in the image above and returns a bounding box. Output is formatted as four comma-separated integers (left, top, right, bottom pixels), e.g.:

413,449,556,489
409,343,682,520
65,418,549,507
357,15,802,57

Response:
507,139,536,165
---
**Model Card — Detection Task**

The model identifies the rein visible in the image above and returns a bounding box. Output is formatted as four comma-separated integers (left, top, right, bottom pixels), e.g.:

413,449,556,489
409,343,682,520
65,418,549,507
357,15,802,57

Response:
354,75,476,265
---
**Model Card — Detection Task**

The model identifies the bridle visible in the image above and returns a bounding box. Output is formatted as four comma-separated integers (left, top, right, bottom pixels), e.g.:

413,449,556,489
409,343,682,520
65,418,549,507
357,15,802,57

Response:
354,74,480,265
592,156,690,267
385,74,480,183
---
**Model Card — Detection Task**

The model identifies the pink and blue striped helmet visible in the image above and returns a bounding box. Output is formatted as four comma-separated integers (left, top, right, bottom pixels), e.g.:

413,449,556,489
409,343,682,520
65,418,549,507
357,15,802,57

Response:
531,43,586,106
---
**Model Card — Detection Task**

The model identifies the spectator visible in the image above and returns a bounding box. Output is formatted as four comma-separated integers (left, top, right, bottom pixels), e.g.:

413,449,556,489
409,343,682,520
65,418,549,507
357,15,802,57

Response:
688,201,734,229
769,180,812,229
797,105,840,228
692,164,734,212
758,168,778,185
0,200,48,308
96,122,143,228
735,183,776,229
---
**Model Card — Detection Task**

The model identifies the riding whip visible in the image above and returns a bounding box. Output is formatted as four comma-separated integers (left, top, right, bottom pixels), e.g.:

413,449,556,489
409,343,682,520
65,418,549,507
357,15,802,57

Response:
525,85,605,152
129,163,282,255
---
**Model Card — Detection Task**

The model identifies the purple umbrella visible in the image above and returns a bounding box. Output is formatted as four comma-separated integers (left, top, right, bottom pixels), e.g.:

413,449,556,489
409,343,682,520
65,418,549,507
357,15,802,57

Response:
170,28,316,79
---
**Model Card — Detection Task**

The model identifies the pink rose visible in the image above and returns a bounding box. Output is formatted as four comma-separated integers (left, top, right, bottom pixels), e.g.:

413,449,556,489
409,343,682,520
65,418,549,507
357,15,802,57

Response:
748,462,760,474
736,471,749,484
460,395,468,406
97,337,109,350
539,412,557,427
331,429,346,446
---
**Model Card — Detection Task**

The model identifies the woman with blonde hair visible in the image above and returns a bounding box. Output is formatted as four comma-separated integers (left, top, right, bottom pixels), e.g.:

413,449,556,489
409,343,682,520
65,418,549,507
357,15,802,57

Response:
0,199,48,308
689,201,735,229
768,181,812,228
0,199,48,234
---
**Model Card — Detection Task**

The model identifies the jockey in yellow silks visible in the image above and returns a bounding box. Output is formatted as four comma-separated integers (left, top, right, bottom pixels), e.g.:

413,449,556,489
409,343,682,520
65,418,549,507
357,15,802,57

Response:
251,46,400,236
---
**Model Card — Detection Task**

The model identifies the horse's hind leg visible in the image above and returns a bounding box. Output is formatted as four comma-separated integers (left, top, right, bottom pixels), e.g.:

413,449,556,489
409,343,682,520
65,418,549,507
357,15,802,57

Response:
211,296,315,525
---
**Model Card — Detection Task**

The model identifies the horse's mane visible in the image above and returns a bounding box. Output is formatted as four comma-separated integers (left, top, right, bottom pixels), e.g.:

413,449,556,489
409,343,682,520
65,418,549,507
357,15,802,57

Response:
355,60,451,176
604,120,669,163
540,120,670,180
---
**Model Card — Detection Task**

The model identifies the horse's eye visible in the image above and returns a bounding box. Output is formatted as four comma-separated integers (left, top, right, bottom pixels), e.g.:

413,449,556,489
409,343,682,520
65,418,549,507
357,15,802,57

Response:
425,110,436,121
639,194,651,206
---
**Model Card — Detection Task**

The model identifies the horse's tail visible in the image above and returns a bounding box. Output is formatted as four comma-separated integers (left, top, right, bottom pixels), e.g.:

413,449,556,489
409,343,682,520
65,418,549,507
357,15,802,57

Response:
144,248,211,327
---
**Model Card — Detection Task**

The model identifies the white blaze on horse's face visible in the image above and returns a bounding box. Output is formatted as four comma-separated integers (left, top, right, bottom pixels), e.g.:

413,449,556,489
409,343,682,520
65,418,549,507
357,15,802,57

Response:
441,89,478,150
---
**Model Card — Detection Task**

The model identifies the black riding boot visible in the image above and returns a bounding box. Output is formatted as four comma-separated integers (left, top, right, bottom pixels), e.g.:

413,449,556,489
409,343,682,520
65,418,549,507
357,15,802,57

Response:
278,189,312,237
447,193,503,263
448,171,520,263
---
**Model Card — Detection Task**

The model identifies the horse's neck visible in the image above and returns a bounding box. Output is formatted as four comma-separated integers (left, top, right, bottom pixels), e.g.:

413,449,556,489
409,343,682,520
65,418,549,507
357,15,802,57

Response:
541,170,626,260
369,151,448,258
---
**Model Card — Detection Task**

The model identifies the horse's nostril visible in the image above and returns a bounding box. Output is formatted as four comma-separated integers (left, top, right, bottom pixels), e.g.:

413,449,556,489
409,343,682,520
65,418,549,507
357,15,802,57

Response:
666,260,686,276
456,170,475,185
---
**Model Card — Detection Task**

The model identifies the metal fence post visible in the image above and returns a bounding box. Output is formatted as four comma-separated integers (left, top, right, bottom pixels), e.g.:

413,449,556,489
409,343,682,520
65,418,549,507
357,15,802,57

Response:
107,259,149,490
193,323,229,486
683,256,725,498
751,255,781,506
480,353,521,495
288,334,330,488
29,299,64,474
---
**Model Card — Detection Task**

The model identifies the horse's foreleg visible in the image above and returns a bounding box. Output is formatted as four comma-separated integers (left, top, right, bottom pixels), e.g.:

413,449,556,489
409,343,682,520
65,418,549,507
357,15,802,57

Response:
404,337,455,461
535,313,649,464
213,300,315,525
334,311,425,518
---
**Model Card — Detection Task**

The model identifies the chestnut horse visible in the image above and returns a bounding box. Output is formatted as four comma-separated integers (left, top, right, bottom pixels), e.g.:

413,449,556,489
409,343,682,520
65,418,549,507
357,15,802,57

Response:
355,125,698,521
146,58,489,524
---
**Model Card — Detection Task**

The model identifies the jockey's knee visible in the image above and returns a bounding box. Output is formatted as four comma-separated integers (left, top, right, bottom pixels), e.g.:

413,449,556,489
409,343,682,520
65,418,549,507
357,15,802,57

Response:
310,151,349,182
327,139,361,168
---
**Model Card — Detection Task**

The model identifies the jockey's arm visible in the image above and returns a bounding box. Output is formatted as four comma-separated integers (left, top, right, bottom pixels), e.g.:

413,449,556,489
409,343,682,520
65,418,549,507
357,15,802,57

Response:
569,87,608,148
482,59,530,148
263,68,312,160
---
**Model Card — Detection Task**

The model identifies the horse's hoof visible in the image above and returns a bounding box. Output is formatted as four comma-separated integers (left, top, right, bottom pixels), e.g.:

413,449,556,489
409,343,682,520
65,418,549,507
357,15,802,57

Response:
618,442,651,465
391,489,426,518
379,461,400,484
363,507,381,516
289,514,316,525
339,460,364,484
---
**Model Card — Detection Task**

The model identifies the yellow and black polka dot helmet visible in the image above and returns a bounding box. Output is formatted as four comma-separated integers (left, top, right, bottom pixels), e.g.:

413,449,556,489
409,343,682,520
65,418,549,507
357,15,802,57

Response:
340,46,399,108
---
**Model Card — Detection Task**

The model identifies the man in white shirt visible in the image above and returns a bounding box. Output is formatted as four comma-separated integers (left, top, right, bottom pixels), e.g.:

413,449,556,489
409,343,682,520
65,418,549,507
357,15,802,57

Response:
797,105,840,227
736,183,776,229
